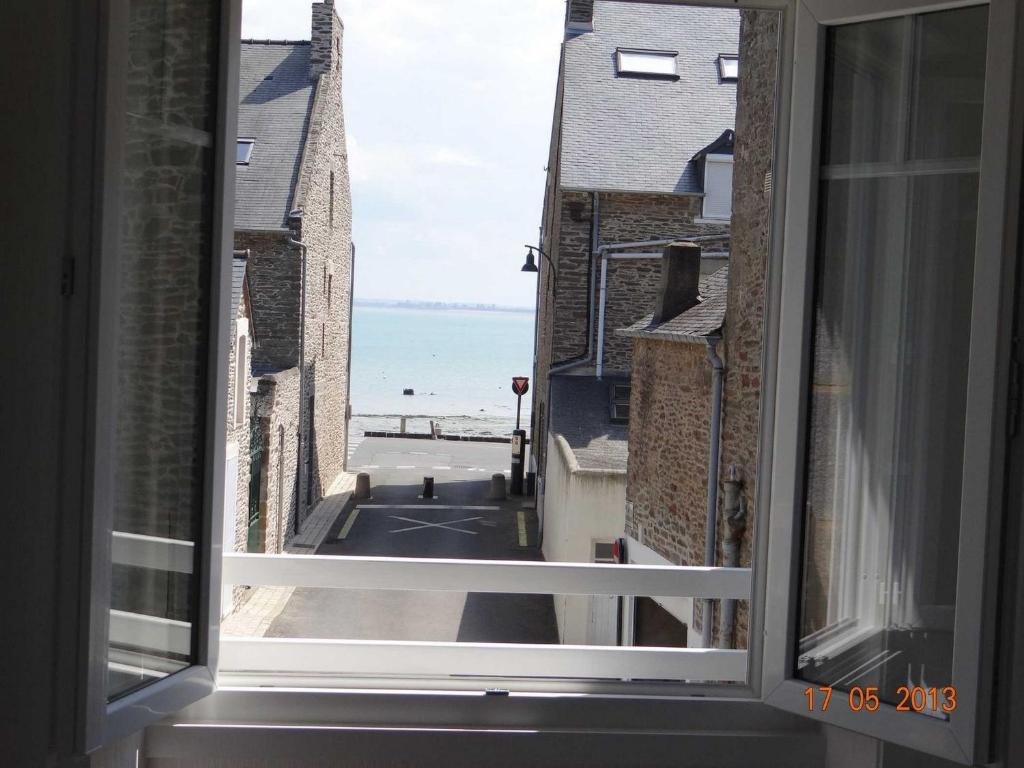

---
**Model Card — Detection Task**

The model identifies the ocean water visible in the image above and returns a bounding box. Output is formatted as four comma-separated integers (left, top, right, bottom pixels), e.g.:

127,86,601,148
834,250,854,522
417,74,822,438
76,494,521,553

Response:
349,305,535,438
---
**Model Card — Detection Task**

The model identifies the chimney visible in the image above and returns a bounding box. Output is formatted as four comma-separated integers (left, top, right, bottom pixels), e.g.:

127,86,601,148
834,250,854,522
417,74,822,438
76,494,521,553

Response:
310,0,342,78
565,0,594,33
652,242,701,324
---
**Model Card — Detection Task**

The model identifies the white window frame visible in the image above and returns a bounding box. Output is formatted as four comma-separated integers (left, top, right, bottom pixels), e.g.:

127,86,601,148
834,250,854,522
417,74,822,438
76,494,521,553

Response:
233,319,248,427
718,53,739,81
615,48,680,78
236,138,254,165
74,0,241,752
759,0,1023,763
698,153,734,222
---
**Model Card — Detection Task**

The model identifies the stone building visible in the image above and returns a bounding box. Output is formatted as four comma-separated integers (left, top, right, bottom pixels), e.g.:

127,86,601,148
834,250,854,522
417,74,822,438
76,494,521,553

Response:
615,10,780,650
530,0,740,645
229,0,353,555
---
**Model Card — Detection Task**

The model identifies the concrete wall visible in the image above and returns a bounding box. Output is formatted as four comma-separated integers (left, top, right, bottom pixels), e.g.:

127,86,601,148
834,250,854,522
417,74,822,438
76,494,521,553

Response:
542,434,626,645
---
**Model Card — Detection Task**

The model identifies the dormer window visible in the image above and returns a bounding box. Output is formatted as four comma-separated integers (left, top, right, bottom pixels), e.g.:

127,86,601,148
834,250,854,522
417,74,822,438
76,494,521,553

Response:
718,54,739,82
236,138,255,164
615,49,679,79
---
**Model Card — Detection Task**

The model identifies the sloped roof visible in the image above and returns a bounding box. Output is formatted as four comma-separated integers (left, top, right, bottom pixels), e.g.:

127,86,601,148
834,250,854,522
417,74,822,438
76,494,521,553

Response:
550,374,629,470
559,1,739,195
236,42,315,230
617,266,729,342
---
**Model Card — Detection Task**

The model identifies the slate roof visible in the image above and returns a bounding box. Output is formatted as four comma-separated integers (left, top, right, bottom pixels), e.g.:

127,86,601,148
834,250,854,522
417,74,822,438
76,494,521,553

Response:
617,265,729,342
559,1,740,194
550,374,630,470
236,42,315,230
231,252,248,321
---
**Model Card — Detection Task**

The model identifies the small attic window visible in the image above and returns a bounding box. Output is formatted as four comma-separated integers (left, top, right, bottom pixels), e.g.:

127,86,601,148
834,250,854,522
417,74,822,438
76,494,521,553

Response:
236,139,255,164
718,54,739,82
616,49,678,79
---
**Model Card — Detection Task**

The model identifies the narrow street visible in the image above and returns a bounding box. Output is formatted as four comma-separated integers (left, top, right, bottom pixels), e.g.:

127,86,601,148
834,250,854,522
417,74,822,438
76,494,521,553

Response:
263,437,557,644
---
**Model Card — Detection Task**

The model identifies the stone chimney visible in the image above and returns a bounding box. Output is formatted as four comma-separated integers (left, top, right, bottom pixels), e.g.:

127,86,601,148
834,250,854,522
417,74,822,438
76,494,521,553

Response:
566,0,594,32
652,242,702,324
310,0,342,78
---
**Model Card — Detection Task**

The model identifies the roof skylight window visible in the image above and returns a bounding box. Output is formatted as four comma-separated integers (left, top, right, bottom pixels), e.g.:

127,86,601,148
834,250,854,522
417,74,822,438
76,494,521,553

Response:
236,139,255,164
615,49,678,78
718,54,739,81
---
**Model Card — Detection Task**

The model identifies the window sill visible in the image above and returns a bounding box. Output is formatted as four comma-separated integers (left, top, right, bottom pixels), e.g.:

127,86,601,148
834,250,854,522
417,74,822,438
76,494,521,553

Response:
693,217,731,225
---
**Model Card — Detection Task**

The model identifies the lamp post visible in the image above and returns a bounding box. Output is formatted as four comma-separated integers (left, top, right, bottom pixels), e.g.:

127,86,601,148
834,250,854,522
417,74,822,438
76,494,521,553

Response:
521,244,557,286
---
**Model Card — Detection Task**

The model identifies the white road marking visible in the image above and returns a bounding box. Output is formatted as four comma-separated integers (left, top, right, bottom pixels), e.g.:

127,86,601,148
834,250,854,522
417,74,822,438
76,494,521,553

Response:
357,504,500,511
395,465,415,469
388,515,482,535
432,466,451,470
517,510,528,547
335,509,360,540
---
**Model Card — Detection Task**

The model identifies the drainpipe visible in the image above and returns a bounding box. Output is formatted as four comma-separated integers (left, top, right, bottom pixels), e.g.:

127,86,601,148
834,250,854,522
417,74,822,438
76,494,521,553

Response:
288,232,308,535
719,464,747,648
344,241,355,470
595,235,728,379
702,335,724,648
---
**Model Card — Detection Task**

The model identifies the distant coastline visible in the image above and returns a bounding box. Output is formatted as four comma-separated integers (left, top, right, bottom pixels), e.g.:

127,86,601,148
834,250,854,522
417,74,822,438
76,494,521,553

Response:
355,298,534,314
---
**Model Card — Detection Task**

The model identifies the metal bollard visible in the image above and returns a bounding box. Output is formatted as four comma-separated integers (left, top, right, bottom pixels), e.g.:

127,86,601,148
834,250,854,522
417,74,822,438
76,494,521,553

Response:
488,473,507,500
354,472,371,500
422,476,434,499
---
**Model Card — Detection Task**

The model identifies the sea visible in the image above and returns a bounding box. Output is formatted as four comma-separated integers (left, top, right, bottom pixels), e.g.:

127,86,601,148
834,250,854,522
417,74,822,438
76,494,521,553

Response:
348,305,535,441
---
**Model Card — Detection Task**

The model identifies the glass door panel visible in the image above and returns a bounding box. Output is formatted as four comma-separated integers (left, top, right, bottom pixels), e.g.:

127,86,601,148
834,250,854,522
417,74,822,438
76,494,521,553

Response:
796,4,987,715
107,0,220,700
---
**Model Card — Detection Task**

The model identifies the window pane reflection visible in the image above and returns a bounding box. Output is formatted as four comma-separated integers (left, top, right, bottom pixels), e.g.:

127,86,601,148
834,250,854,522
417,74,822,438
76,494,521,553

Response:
108,0,219,700
797,6,987,714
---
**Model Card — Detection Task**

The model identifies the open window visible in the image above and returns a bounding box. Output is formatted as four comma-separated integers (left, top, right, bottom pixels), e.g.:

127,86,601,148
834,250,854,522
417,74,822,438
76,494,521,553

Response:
760,0,1021,763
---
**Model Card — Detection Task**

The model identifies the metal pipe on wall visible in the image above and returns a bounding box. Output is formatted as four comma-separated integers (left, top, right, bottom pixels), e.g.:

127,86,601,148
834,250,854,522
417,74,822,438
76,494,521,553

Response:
702,336,725,648
719,465,747,649
288,234,308,535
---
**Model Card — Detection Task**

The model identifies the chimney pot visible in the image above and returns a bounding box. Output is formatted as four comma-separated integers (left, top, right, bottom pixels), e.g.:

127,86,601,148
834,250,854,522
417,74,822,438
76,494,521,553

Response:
652,242,701,324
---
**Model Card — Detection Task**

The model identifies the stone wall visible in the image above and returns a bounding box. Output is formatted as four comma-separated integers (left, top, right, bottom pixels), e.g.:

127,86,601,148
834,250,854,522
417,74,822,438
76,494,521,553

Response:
714,9,780,648
624,338,714,572
238,230,301,370
226,293,252,562
254,367,301,552
291,0,353,517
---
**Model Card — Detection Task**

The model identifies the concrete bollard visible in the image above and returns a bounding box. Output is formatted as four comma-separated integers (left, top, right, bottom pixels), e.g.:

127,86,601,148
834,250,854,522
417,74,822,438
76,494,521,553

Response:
400,416,407,433
422,476,434,499
354,472,371,500
488,473,507,501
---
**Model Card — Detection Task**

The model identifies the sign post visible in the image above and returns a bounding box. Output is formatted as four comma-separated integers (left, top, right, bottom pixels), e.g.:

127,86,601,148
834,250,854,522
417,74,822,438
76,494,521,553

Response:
510,377,529,495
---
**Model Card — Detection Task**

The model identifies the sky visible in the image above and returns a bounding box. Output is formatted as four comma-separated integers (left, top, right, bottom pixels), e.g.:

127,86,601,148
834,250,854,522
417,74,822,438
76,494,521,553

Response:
242,0,567,308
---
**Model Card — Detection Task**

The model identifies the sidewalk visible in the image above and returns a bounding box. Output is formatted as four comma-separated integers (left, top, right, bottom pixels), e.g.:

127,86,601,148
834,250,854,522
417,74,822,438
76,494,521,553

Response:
222,471,357,638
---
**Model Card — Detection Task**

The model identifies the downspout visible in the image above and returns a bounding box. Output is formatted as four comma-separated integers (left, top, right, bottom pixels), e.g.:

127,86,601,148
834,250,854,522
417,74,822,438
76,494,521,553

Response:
702,335,724,648
288,233,308,535
719,464,747,648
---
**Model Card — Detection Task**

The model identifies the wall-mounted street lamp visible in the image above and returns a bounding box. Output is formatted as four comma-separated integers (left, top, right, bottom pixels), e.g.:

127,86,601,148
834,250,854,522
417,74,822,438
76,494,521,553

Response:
521,244,557,284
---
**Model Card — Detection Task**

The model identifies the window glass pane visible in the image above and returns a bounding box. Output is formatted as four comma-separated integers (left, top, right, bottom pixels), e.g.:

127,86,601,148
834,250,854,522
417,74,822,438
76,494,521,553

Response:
616,50,677,77
797,6,986,715
108,0,219,700
236,140,253,164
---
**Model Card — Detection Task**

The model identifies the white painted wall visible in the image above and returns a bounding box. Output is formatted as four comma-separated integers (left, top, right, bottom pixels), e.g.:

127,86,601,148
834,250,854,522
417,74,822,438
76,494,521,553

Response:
542,434,626,645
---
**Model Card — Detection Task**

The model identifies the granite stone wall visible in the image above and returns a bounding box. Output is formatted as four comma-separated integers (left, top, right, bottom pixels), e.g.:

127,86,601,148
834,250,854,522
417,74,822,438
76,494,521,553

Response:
624,338,715,571
238,230,302,371
714,9,780,648
254,368,301,552
226,294,252,564
291,0,353,516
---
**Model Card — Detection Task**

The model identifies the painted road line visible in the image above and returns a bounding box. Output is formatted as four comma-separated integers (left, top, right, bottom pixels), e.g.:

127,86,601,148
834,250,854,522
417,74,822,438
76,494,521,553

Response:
335,508,360,540
432,466,451,470
388,516,482,535
517,510,528,547
396,465,415,469
356,504,500,511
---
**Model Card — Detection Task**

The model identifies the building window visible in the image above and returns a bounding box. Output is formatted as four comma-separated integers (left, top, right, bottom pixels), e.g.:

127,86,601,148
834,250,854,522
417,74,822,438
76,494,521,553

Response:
609,381,630,423
236,139,254,164
615,49,678,79
717,54,738,81
701,154,734,221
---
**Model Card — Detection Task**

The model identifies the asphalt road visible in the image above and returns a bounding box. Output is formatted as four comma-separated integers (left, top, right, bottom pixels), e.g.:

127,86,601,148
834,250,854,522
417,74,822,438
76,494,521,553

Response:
265,437,557,643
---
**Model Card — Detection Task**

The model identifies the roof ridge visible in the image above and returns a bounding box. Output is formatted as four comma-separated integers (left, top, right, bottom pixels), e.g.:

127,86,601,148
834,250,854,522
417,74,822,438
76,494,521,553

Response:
241,38,311,45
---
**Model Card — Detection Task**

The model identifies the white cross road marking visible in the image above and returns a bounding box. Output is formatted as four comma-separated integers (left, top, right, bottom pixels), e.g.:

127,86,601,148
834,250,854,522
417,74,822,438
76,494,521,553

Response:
388,515,482,535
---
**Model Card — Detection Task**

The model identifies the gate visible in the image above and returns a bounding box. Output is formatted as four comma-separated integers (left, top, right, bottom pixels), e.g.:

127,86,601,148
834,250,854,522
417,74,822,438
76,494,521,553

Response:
246,417,264,552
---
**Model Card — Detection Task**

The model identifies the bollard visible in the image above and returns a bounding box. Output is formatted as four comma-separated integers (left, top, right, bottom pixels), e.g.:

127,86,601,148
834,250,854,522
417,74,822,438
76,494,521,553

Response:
422,476,434,499
354,472,371,500
400,416,407,433
488,473,507,501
